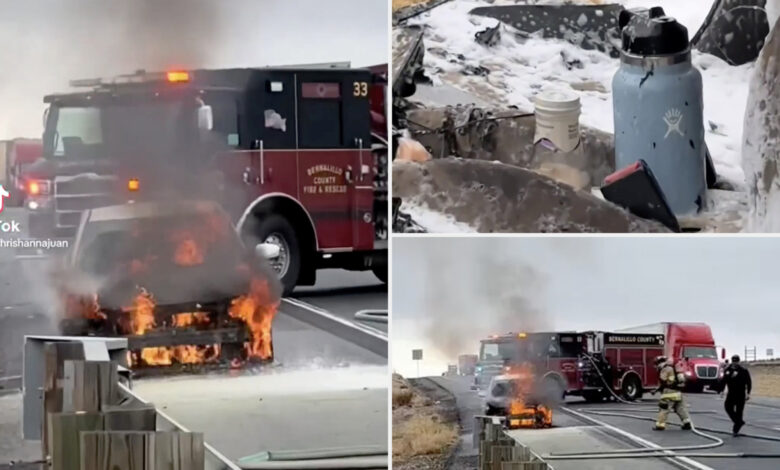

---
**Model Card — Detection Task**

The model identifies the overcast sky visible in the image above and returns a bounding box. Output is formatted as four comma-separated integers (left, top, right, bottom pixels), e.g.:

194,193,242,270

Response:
392,237,780,377
0,0,388,140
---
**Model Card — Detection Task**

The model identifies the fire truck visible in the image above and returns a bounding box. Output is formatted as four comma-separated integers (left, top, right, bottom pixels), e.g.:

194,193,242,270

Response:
1,138,43,206
22,65,388,293
475,330,667,402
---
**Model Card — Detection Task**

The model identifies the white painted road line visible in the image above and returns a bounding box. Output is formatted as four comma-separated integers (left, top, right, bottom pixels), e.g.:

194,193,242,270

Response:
562,406,715,470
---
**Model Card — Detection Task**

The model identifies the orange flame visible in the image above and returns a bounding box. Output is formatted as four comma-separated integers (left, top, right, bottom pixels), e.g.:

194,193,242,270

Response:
127,289,156,335
124,292,220,367
229,278,279,360
172,234,204,266
505,363,553,429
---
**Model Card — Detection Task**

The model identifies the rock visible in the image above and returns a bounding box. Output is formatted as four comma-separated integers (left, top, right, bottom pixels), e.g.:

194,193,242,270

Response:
744,17,780,231
392,158,670,233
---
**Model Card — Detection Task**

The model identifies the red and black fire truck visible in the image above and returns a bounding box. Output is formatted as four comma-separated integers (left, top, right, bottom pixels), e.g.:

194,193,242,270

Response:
22,64,388,293
476,330,666,402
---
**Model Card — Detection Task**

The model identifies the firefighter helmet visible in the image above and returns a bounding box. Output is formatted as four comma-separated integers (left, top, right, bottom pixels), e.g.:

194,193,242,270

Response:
654,356,668,368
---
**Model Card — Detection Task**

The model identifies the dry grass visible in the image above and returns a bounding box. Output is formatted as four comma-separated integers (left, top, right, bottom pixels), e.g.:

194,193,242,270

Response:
393,414,459,460
394,387,414,407
751,363,780,398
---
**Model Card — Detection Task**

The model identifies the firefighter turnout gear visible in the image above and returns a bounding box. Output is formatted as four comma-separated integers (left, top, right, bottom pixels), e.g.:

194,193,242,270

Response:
653,359,692,431
720,355,752,436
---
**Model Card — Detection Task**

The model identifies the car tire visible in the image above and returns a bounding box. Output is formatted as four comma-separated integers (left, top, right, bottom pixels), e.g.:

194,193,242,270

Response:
621,374,642,401
252,215,301,296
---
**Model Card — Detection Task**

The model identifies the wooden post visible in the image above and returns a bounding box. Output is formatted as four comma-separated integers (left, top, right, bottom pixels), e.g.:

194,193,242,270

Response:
80,431,205,470
103,405,157,432
62,360,120,413
42,342,88,458
48,411,103,470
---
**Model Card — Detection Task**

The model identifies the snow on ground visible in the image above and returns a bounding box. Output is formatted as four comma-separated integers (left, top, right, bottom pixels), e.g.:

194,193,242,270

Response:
408,0,754,187
399,200,478,233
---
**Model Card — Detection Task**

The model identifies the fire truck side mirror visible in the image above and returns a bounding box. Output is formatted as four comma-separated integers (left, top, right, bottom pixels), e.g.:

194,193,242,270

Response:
197,105,213,131
255,243,280,260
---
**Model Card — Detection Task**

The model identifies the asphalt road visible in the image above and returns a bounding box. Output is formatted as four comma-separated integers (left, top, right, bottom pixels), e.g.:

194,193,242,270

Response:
430,374,780,470
293,268,388,333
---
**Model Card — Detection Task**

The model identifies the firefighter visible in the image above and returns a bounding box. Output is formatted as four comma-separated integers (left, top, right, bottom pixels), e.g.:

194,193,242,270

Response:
720,354,752,436
652,356,692,431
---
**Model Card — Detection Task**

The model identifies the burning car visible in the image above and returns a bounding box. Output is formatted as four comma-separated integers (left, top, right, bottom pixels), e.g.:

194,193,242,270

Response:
484,365,553,430
57,200,282,372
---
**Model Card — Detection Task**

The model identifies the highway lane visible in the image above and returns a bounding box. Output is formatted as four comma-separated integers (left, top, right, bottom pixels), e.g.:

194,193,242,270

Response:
429,374,780,470
293,268,388,333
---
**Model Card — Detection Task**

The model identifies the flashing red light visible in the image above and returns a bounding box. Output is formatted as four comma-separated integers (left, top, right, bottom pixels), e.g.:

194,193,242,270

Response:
166,71,190,83
128,178,140,192
28,181,40,196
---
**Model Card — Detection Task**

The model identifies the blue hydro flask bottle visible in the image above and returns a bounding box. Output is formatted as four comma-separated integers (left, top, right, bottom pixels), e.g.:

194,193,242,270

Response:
612,7,706,215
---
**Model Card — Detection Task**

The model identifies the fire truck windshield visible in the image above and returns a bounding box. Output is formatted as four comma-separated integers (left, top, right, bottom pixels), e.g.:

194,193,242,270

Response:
480,341,519,362
44,100,198,161
682,346,718,359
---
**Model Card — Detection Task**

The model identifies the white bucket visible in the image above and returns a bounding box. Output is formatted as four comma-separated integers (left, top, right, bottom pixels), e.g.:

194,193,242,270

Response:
533,89,581,153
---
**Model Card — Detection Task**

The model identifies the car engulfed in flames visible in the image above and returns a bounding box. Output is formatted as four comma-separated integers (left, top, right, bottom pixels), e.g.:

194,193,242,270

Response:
485,363,553,430
57,201,282,372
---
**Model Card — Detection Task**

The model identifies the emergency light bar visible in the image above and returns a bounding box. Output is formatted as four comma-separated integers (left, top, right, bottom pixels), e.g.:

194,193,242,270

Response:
69,70,192,89
166,71,190,82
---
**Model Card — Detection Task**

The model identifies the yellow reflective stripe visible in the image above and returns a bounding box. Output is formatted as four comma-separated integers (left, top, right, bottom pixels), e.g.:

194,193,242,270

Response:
661,392,682,400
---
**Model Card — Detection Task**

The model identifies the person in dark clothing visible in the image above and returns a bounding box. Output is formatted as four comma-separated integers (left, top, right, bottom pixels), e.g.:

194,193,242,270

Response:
720,354,752,436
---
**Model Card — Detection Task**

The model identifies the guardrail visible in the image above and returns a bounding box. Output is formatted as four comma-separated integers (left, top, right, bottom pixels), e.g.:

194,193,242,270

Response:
473,416,552,470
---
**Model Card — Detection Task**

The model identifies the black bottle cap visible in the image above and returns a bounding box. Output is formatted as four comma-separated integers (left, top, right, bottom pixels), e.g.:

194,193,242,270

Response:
619,7,690,56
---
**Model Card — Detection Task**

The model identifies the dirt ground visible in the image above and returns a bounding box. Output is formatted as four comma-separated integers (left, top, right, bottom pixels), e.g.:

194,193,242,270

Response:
750,362,780,398
392,374,459,470
392,0,427,11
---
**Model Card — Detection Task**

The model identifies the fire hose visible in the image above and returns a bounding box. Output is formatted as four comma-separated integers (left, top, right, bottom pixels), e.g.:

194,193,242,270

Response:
543,353,780,460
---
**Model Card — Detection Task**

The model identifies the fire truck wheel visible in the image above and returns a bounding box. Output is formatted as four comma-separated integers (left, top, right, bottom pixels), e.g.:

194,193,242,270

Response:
621,374,643,401
254,215,301,296
372,265,387,284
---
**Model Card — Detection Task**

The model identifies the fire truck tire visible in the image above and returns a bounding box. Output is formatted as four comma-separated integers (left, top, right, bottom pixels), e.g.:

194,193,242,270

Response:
254,215,301,296
372,265,387,284
621,374,643,401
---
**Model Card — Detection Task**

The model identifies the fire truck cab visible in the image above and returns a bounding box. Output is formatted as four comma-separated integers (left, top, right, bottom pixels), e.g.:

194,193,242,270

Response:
25,65,388,293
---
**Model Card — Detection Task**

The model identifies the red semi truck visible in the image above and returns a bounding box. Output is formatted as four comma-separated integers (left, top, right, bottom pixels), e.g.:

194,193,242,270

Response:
616,322,724,392
22,65,388,293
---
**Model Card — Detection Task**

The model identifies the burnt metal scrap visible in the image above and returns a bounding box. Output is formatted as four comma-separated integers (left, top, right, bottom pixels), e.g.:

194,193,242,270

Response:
470,3,625,57
692,0,770,66
475,22,502,47
393,25,426,128
405,106,616,185
393,158,670,233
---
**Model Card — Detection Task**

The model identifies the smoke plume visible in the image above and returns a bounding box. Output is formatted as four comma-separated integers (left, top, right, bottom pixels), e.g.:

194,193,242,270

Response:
419,239,552,359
